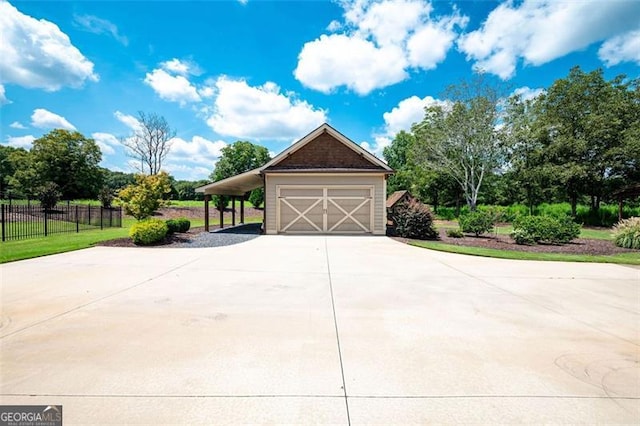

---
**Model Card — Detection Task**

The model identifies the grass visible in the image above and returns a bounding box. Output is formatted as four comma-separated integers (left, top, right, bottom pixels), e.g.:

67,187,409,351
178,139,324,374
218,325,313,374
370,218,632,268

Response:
0,216,261,264
410,240,640,265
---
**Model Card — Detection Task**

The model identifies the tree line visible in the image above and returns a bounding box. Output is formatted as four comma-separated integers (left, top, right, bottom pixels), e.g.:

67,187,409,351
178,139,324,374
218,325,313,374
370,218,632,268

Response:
0,110,271,206
385,66,640,217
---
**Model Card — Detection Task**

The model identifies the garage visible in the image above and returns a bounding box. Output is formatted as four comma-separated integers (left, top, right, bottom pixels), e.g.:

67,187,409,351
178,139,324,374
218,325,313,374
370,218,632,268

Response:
277,185,374,233
197,123,393,235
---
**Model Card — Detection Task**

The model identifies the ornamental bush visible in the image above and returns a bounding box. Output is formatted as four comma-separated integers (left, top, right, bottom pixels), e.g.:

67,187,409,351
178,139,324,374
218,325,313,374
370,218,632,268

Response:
129,219,168,245
459,210,495,236
166,218,191,234
37,181,61,211
391,200,438,240
612,217,640,250
117,172,172,220
446,228,464,238
511,215,580,245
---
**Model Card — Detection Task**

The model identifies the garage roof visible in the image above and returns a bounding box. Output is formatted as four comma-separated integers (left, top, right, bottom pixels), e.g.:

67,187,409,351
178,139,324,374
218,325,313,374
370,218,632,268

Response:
196,123,393,196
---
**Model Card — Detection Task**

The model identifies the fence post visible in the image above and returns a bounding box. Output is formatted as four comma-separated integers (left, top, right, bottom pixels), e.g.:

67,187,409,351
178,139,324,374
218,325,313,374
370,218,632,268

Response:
1,204,5,242
100,207,104,230
88,204,91,227
109,208,113,227
44,207,48,237
76,205,79,233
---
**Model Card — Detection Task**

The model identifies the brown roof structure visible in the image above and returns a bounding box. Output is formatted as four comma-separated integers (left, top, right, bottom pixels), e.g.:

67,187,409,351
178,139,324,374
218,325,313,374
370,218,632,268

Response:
386,190,413,208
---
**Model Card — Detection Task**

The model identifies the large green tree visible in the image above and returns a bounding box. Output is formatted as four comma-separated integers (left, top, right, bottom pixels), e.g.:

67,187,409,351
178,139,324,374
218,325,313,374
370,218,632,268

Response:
536,67,639,215
412,75,505,211
210,141,271,208
28,129,103,200
0,145,28,199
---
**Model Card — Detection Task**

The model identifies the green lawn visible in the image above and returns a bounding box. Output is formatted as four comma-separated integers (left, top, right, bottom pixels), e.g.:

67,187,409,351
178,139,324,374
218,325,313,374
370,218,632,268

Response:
410,240,640,265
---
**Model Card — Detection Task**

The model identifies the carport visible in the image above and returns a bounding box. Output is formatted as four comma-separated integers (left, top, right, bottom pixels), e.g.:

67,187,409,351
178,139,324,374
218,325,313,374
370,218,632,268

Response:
196,168,264,231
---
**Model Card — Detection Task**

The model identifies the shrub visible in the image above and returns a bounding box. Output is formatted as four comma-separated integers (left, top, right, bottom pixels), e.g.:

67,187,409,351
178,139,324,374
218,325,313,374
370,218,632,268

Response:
512,215,580,245
612,217,640,249
435,206,457,221
36,181,61,210
459,210,495,236
166,218,191,234
510,229,536,245
391,200,438,240
165,219,180,234
117,172,172,220
446,228,464,238
99,187,114,208
129,219,168,245
248,188,265,208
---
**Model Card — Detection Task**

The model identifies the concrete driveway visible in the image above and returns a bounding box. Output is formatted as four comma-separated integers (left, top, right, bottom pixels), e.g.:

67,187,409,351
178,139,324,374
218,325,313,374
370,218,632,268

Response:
1,236,638,424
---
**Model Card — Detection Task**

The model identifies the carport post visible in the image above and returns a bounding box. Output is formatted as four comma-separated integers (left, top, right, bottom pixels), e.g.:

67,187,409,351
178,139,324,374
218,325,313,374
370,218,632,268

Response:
204,194,210,232
231,196,236,226
240,197,245,224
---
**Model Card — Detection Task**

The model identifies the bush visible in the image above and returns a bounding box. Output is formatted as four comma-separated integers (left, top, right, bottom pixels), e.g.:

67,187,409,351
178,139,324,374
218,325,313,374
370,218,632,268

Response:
129,219,168,245
36,181,61,210
446,228,464,238
459,210,495,236
99,187,114,208
166,218,191,234
248,188,264,208
612,217,640,249
510,229,536,245
117,172,172,220
511,215,581,245
435,206,457,221
391,200,438,240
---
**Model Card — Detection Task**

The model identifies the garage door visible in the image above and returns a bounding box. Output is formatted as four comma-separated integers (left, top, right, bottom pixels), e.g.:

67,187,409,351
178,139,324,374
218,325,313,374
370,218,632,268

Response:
277,185,373,234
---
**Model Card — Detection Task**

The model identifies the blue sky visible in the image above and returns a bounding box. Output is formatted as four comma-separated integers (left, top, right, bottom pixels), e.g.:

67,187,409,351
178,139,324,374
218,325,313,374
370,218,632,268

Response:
1,0,639,181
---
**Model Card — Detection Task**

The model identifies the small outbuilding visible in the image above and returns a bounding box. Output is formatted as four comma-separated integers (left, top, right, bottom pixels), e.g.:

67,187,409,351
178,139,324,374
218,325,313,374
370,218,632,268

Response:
196,123,394,235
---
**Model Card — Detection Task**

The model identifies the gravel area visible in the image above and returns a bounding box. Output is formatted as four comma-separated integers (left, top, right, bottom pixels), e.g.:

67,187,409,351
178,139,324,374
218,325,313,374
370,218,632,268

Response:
173,223,262,248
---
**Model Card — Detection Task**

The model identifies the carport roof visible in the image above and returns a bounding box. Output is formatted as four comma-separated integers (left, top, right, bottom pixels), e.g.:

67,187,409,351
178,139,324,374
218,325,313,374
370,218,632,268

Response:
195,168,263,196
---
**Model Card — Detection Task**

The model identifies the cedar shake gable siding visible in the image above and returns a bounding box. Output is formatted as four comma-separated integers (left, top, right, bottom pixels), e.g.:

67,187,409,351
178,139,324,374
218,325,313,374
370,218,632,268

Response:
264,132,385,171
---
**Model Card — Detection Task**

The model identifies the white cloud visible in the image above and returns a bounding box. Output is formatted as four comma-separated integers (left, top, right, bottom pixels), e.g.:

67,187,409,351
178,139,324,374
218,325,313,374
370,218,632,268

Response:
295,34,408,95
161,58,200,76
5,135,35,149
31,108,76,130
599,29,640,66
206,77,327,140
163,163,213,181
9,121,26,129
365,94,449,156
144,68,201,106
92,132,120,155
294,0,468,95
458,1,640,79
0,2,98,91
0,84,9,105
73,14,128,46
114,111,141,131
237,0,248,5
512,86,544,101
169,135,227,166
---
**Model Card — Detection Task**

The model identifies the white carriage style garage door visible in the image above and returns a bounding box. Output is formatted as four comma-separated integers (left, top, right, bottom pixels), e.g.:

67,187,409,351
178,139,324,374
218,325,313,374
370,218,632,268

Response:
277,185,374,234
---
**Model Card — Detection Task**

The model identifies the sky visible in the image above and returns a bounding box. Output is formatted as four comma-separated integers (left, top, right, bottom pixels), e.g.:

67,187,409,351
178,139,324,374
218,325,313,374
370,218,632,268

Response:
1,0,639,181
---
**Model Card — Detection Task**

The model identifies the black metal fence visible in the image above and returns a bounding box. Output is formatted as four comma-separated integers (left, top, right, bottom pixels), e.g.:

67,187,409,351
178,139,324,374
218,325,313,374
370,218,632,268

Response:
0,203,122,242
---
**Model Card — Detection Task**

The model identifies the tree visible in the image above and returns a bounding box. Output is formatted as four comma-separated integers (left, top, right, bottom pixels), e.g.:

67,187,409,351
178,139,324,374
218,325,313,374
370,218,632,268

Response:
383,131,417,194
116,172,172,220
30,129,103,199
102,169,136,191
210,141,271,208
536,67,639,215
0,145,27,199
122,112,175,175
412,74,505,211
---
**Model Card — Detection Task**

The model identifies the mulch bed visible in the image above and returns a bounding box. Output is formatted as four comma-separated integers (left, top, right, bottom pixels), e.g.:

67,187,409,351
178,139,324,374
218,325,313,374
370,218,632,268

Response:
395,228,635,256
98,226,210,248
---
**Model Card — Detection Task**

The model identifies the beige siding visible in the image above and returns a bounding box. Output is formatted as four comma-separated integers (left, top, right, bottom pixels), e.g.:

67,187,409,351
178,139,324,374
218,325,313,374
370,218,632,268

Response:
265,174,386,235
